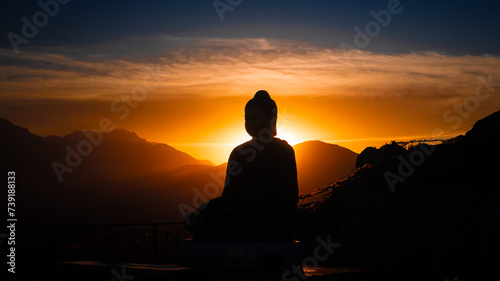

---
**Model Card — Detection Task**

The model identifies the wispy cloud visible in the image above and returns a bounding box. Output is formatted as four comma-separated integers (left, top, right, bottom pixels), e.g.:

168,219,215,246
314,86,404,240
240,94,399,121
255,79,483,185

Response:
1,35,499,103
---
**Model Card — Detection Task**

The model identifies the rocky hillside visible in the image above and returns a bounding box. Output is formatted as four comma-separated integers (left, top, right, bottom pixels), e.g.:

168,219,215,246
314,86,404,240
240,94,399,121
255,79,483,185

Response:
296,110,500,278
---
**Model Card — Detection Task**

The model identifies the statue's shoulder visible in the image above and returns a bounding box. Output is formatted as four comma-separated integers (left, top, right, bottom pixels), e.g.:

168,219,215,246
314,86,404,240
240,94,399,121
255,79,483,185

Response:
272,138,294,151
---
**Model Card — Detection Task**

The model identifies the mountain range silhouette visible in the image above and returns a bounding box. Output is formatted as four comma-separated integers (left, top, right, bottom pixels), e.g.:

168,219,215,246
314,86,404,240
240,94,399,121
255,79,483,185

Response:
0,118,356,225
294,140,357,194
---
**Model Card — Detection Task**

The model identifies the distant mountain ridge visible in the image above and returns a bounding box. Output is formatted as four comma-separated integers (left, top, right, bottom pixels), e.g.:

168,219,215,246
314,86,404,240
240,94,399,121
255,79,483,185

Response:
293,140,358,194
0,118,212,180
59,128,207,180
0,118,222,224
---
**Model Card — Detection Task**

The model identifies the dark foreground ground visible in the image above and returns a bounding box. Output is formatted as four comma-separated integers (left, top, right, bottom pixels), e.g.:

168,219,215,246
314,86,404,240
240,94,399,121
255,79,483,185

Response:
6,261,494,281
2,220,497,281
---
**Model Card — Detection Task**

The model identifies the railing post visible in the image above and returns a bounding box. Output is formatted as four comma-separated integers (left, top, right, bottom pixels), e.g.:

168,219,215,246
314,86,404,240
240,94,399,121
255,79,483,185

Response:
152,225,158,263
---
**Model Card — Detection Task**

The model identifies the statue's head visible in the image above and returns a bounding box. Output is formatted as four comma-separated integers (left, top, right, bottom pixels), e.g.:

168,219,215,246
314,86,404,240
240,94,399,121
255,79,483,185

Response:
244,90,277,138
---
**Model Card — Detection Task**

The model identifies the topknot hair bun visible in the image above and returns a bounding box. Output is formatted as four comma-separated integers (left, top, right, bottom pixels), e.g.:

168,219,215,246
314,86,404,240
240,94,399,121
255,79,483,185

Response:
254,90,272,100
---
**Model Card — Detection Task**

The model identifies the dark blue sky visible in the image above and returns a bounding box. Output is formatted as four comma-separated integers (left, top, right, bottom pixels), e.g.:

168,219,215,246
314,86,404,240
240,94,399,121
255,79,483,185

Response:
1,0,500,55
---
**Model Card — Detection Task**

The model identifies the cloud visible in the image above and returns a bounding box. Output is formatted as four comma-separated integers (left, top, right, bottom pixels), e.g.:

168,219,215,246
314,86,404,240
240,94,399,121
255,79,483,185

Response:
0,35,499,103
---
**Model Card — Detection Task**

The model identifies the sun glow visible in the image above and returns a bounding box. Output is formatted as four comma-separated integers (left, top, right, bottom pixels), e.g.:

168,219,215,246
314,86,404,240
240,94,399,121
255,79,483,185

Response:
276,126,302,146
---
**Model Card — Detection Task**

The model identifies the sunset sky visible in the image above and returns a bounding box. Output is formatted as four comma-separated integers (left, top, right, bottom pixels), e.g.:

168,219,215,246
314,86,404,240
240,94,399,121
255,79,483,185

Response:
1,0,500,164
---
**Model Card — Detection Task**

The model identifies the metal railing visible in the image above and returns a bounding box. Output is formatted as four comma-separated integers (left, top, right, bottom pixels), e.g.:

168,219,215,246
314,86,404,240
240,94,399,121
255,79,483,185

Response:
18,223,189,264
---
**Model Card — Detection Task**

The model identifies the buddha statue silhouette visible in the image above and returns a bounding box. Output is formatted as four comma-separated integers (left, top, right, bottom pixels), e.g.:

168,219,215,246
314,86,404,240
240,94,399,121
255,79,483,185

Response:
185,90,299,242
